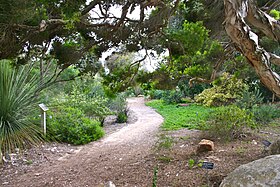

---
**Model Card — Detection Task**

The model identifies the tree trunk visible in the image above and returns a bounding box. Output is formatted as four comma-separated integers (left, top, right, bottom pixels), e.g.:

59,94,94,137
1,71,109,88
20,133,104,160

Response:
224,0,280,98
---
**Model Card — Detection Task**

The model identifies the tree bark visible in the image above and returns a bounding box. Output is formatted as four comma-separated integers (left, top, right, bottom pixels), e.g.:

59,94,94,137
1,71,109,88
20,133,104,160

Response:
224,0,280,98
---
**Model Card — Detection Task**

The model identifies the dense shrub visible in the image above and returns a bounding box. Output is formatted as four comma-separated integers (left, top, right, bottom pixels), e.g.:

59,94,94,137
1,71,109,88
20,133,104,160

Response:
110,93,129,123
148,90,166,100
54,85,112,122
205,105,255,141
195,73,248,106
48,107,104,145
162,89,184,104
177,79,210,99
236,88,264,109
252,104,280,125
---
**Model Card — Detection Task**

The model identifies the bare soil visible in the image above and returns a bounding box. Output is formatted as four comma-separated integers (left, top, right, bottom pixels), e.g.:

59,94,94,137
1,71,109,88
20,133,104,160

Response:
1,97,280,187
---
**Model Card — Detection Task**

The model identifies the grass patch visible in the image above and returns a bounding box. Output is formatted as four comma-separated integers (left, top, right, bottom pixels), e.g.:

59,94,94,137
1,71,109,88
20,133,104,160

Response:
156,134,174,150
146,100,212,130
157,155,173,163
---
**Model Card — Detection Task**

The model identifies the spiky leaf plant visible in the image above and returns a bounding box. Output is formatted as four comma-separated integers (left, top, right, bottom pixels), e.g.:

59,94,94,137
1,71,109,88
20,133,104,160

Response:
0,60,43,159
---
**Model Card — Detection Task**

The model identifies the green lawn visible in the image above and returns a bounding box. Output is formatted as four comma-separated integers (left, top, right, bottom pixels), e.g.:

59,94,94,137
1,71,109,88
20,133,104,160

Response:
146,100,213,130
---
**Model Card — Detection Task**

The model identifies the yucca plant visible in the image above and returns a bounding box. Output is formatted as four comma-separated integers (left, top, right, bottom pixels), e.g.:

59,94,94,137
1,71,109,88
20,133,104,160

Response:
0,60,43,161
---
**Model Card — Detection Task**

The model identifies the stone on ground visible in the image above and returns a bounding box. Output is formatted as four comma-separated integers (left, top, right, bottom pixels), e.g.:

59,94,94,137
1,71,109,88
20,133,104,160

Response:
220,155,280,187
197,139,214,153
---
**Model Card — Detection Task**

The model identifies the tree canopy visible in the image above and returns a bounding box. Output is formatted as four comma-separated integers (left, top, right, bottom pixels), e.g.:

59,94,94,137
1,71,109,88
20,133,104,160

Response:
2,0,280,98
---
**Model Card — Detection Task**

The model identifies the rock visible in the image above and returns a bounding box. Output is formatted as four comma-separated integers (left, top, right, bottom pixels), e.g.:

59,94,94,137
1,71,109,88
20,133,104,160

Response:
197,139,214,153
103,115,117,126
252,140,257,145
105,181,116,187
220,155,280,187
177,103,189,107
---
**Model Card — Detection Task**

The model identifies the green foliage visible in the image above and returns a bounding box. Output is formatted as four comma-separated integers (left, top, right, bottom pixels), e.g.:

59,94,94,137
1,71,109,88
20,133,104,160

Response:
156,134,174,150
117,111,128,123
64,86,111,122
195,73,248,106
0,60,43,155
165,21,209,56
155,20,223,90
110,93,129,123
177,79,210,99
270,9,280,20
188,159,195,169
252,104,280,125
101,52,140,94
51,77,112,123
153,165,159,187
162,89,184,104
48,107,104,145
146,100,211,130
236,88,264,109
205,105,255,141
148,90,166,100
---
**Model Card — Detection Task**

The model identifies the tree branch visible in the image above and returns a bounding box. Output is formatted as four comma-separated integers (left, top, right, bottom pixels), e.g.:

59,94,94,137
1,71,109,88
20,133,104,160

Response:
224,0,280,97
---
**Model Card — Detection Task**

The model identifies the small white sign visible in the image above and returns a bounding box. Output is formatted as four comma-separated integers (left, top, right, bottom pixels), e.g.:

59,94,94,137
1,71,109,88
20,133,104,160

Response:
39,103,49,112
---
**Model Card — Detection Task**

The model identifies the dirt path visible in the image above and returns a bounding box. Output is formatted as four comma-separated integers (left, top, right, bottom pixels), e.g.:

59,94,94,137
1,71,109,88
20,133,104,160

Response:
1,97,164,187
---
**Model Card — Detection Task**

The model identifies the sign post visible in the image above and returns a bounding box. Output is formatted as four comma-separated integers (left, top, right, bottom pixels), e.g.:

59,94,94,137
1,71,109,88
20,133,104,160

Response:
39,103,49,136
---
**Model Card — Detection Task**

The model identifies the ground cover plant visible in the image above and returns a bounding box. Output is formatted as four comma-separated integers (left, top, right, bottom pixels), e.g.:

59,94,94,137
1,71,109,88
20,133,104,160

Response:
146,99,212,130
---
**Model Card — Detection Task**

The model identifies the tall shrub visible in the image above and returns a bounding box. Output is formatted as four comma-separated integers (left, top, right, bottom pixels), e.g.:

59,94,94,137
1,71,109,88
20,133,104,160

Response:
195,73,248,106
205,105,255,141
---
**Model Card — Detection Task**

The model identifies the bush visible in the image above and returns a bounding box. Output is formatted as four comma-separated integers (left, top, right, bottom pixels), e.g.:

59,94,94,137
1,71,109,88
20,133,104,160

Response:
252,104,280,125
55,85,112,122
148,90,166,100
162,89,184,104
110,93,129,123
195,73,248,106
48,107,104,145
236,88,264,109
205,105,255,141
116,110,128,123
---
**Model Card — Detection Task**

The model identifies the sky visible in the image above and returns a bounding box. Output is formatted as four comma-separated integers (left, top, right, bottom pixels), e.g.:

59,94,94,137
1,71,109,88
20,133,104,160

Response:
89,3,165,72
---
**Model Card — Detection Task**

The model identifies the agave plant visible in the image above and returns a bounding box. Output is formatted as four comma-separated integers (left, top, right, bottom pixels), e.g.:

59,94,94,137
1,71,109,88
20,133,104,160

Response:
0,60,43,159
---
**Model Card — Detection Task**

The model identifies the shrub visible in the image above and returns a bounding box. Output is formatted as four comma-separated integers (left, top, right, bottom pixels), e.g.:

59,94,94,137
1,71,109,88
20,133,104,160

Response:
205,105,255,141
252,104,280,125
162,89,184,104
116,110,128,123
48,107,104,145
55,85,112,122
148,90,165,100
0,60,43,156
270,9,280,20
195,73,248,106
236,88,264,109
110,93,129,123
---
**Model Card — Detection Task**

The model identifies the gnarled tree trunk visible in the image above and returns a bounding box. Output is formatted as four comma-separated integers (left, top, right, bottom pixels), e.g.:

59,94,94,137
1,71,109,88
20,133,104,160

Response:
224,0,280,98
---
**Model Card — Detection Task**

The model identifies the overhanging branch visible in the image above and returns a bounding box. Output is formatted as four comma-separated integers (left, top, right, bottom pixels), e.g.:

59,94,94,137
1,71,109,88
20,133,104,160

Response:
224,0,280,97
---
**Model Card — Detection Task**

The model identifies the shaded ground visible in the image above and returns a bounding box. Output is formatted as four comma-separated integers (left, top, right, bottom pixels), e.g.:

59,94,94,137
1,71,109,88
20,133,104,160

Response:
1,97,280,186
0,97,163,186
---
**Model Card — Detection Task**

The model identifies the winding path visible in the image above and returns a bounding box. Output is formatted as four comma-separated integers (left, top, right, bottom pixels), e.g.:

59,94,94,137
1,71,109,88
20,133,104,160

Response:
4,97,163,187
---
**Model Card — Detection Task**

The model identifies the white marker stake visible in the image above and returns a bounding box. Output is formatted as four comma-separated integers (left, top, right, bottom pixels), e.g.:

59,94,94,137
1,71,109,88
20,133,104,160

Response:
39,103,49,136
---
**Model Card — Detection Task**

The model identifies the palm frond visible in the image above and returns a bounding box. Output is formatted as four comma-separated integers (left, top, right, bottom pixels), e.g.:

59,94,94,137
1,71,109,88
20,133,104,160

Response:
0,60,44,157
